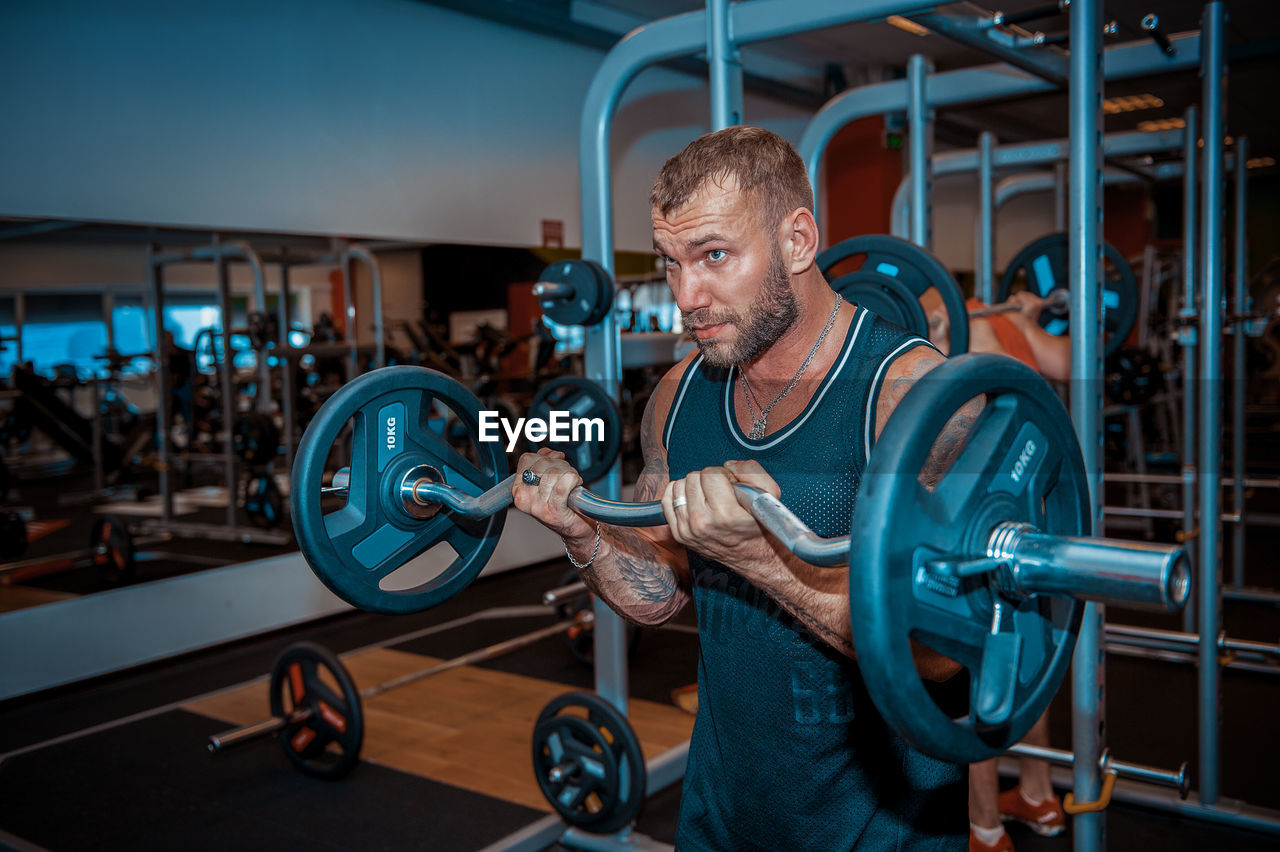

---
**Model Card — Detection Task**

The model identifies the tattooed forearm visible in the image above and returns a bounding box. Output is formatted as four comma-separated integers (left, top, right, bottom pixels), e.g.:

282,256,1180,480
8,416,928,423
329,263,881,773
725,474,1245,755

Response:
921,402,981,489
590,527,679,602
571,386,690,626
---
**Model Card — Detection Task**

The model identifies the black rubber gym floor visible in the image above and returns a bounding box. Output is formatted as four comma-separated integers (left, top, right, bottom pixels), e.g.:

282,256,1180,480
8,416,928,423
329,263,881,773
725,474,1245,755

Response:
2,557,1278,849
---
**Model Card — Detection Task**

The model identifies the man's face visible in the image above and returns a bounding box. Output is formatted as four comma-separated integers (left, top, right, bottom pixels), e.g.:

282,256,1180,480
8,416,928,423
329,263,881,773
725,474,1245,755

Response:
652,177,797,367
919,288,951,356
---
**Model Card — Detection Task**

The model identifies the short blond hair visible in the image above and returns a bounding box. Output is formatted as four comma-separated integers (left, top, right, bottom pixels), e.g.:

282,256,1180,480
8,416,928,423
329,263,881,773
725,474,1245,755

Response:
649,126,813,232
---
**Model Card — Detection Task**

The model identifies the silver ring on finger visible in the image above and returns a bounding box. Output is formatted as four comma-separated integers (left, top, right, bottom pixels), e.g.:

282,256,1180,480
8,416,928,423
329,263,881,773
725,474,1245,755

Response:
522,470,541,486
672,495,688,509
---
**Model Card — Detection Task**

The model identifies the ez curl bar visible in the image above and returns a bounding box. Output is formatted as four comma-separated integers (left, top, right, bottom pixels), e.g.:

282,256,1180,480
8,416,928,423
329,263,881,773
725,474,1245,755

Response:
291,353,1189,763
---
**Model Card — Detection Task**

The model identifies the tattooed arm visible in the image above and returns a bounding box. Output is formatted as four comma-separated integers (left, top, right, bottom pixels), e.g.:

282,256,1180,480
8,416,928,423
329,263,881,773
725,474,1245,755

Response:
512,359,692,627
574,383,691,626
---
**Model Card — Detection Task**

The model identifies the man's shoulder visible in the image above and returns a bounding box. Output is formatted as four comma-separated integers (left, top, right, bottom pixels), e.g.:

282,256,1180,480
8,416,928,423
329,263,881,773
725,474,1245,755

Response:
647,351,701,446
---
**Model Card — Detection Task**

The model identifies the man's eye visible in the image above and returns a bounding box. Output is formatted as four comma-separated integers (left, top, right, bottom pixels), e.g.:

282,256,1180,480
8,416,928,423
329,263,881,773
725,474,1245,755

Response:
707,249,726,262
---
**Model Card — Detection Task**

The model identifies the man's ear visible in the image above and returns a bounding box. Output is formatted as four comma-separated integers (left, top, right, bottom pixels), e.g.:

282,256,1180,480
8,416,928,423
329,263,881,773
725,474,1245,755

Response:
780,208,820,273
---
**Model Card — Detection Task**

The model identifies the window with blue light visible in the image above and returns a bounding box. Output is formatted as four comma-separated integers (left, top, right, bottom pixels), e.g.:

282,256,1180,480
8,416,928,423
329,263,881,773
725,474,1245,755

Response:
0,297,16,377
21,294,107,379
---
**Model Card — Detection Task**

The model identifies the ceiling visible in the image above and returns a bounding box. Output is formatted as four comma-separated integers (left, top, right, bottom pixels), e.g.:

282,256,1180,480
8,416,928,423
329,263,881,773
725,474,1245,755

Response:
575,0,1280,168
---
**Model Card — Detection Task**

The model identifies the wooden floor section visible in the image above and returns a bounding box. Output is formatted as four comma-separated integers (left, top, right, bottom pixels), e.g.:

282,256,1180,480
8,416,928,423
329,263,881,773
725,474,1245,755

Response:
184,647,695,812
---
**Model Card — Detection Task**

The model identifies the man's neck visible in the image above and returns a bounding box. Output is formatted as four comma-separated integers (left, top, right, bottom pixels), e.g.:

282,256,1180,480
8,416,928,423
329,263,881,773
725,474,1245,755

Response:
740,280,843,388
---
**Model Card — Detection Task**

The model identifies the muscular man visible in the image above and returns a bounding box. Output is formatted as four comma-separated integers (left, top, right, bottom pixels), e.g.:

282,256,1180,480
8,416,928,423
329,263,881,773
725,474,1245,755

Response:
514,126,977,850
919,289,1069,852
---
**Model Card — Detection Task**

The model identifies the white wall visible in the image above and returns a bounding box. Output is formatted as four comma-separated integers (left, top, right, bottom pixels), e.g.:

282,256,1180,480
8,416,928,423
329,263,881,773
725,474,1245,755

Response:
931,173,1061,274
0,0,810,256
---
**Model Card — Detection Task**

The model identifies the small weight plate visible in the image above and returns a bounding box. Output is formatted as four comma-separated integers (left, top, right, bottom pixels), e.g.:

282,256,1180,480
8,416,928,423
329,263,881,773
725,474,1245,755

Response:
527,377,622,484
532,691,646,834
1105,347,1164,406
90,514,136,585
291,366,507,614
817,234,969,354
234,413,281,465
269,641,364,779
996,232,1139,357
849,353,1087,764
245,475,284,530
537,260,615,327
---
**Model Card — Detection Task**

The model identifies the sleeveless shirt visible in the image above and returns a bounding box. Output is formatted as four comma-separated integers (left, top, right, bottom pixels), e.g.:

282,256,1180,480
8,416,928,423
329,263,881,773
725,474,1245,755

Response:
664,309,967,851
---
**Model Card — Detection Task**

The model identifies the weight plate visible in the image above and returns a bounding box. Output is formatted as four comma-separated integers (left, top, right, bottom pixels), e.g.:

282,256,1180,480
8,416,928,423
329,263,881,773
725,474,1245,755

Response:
850,353,1087,764
532,691,646,834
817,234,969,355
996,232,1139,357
291,366,507,614
90,514,136,585
234,414,281,466
527,377,622,484
1104,347,1163,406
269,641,364,779
0,511,27,560
554,568,640,666
245,475,284,530
538,259,615,327
826,270,931,340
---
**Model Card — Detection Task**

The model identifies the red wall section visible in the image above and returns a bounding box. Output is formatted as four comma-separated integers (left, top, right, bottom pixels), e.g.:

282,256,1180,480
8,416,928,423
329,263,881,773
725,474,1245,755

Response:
822,116,903,245
1104,184,1153,261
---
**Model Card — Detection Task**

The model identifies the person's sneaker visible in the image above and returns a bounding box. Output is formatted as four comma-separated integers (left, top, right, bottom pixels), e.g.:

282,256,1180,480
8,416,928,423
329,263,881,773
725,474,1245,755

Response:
999,786,1066,837
969,827,1015,852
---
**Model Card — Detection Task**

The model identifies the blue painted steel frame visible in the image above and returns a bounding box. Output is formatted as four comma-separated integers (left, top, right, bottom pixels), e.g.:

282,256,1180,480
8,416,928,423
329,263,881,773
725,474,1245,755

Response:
907,54,934,248
576,0,938,714
1181,106,1199,635
978,131,995,303
1231,136,1248,590
1198,0,1226,807
799,32,1200,223
1068,1,1106,849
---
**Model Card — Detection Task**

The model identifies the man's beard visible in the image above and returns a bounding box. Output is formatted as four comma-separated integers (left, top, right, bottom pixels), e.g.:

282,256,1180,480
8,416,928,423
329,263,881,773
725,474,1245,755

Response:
682,242,798,368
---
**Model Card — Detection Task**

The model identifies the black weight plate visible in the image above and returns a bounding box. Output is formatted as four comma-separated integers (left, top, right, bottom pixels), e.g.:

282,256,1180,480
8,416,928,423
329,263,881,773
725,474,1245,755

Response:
291,366,507,614
554,568,641,666
532,691,646,834
527,377,622,484
233,413,281,465
996,232,1139,357
0,511,27,560
850,353,1087,764
269,641,364,779
826,270,931,339
817,234,969,354
538,259,615,327
90,514,136,585
245,475,284,530
1104,347,1163,406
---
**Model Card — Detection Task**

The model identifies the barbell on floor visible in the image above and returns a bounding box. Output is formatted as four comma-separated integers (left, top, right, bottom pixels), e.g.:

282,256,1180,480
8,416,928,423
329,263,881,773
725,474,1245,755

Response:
291,355,1190,763
207,610,594,776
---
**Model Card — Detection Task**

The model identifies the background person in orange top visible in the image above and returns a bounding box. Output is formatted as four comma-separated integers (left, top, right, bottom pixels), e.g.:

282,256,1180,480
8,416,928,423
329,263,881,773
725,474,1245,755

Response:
919,286,1070,852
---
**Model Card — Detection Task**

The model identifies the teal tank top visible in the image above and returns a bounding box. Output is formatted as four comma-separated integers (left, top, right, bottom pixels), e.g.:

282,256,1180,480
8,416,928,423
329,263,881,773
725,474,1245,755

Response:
664,309,966,851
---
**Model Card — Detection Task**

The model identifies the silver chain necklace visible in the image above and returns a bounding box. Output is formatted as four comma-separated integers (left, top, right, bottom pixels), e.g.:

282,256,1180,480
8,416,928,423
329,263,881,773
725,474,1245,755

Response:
740,293,842,440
